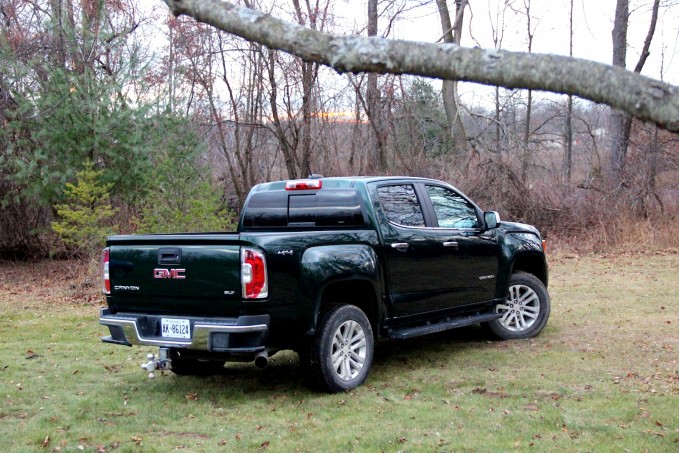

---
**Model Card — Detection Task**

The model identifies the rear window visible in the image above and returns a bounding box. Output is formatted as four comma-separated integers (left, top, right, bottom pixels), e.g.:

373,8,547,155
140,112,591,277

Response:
242,190,366,229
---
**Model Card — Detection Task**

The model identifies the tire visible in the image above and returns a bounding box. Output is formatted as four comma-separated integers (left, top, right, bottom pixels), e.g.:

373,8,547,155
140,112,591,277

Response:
169,351,225,376
486,272,550,340
302,304,374,393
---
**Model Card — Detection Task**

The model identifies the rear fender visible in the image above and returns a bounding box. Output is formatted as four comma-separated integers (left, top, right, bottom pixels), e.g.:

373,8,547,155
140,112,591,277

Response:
300,245,382,332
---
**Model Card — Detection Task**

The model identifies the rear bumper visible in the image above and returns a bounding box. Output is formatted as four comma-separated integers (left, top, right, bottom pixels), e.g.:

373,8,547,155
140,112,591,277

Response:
99,308,270,353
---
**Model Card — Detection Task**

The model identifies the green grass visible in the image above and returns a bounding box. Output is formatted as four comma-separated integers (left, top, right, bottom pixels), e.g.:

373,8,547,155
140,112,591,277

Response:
1,252,677,452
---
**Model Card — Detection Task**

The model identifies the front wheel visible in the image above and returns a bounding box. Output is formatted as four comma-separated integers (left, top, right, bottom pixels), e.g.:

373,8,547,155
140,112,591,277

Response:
301,304,374,393
486,272,551,340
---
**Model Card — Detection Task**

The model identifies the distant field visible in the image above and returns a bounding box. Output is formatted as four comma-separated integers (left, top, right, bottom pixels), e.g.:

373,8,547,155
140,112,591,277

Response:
1,252,677,452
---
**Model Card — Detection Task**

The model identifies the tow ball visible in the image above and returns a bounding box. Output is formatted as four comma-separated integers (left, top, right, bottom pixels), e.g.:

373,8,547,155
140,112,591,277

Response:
140,348,171,379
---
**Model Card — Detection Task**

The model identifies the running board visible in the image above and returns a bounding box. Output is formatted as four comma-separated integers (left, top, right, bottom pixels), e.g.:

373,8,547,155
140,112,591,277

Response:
388,312,502,340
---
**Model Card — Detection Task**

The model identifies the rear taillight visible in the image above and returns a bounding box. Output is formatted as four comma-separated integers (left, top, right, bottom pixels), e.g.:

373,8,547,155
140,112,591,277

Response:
102,248,110,294
241,248,268,299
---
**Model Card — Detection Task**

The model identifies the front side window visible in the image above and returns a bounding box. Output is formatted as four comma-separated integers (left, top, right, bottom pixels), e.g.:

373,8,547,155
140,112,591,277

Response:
377,185,425,227
426,185,479,229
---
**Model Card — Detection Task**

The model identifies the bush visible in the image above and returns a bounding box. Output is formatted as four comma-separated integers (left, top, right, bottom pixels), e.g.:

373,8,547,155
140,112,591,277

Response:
51,162,118,258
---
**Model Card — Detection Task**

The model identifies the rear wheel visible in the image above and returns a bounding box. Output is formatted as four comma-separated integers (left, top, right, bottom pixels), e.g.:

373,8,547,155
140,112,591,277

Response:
486,272,550,340
301,304,374,393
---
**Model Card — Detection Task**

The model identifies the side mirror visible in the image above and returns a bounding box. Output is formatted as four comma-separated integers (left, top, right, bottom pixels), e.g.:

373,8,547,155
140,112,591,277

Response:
484,211,501,229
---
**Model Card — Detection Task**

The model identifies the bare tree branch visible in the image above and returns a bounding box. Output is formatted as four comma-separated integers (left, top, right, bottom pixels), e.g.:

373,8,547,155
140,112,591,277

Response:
162,0,679,133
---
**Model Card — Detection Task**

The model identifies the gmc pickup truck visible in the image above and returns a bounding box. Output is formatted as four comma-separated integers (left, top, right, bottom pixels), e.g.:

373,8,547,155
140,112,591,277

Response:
100,176,550,392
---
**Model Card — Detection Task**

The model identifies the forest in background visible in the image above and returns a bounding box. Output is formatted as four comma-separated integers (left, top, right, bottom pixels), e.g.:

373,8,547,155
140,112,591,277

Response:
1,0,678,260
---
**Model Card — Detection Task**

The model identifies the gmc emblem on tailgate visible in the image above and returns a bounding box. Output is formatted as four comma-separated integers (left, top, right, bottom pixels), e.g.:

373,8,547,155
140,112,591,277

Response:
154,268,186,279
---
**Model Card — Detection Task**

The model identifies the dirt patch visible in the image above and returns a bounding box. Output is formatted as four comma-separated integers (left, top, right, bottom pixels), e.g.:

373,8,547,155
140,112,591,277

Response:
0,259,102,305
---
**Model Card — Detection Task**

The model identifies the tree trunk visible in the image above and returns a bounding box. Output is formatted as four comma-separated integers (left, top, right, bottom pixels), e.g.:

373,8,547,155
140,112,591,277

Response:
520,0,534,183
610,0,629,180
563,95,573,183
494,87,501,154
521,89,532,182
366,0,387,171
436,0,468,160
292,0,321,177
563,0,574,184
610,0,660,181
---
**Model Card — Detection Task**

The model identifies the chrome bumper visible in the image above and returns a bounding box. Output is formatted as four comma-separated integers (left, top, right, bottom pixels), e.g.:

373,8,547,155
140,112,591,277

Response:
99,308,269,352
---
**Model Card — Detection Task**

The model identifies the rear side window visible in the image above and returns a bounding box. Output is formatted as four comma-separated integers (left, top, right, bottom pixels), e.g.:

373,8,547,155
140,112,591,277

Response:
377,185,425,227
242,190,365,229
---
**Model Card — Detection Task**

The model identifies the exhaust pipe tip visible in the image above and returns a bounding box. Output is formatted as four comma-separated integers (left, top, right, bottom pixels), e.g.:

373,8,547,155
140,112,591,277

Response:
254,352,269,369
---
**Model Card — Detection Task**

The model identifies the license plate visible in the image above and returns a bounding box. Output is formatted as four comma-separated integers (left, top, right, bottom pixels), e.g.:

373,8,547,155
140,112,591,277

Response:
161,318,191,339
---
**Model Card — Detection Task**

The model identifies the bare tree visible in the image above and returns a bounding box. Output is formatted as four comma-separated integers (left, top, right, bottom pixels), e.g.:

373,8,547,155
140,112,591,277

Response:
610,0,661,180
436,0,468,161
366,0,387,171
519,0,536,183
563,0,574,184
488,0,512,154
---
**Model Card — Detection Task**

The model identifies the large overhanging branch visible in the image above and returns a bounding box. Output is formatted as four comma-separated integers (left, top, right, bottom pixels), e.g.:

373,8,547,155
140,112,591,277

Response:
163,0,679,133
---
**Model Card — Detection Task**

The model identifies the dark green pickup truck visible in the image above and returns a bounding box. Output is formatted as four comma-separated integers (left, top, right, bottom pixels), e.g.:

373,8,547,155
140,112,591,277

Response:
100,176,550,392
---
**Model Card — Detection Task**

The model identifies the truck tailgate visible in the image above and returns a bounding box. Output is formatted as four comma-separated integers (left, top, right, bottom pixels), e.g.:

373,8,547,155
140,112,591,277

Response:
107,234,242,317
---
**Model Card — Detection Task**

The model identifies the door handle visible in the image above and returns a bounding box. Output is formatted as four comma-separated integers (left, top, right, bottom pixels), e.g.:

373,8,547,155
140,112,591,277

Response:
443,241,459,249
390,242,409,252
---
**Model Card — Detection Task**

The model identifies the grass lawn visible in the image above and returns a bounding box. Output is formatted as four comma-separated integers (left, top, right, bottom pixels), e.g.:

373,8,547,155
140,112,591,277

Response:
1,252,677,452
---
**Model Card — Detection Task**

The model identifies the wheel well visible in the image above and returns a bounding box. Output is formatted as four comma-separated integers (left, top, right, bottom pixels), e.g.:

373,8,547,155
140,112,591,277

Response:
319,280,378,332
511,255,548,286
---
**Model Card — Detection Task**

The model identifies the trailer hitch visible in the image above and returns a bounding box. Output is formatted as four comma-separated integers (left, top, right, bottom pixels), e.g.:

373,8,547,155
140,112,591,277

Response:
140,348,171,379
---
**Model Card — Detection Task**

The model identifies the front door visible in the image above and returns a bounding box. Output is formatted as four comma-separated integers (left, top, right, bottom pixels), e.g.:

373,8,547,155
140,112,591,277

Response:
373,182,499,319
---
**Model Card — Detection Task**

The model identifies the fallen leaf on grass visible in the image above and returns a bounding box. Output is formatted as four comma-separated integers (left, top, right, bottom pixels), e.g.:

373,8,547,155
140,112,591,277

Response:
185,393,198,401
41,435,50,448
260,441,270,449
130,436,143,445
103,365,120,373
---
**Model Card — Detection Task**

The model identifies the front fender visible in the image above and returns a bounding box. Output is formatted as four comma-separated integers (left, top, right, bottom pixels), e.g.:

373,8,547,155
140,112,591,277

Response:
497,230,547,296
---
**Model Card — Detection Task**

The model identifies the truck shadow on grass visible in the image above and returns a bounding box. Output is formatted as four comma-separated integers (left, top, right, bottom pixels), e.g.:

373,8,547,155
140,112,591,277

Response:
142,325,511,396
